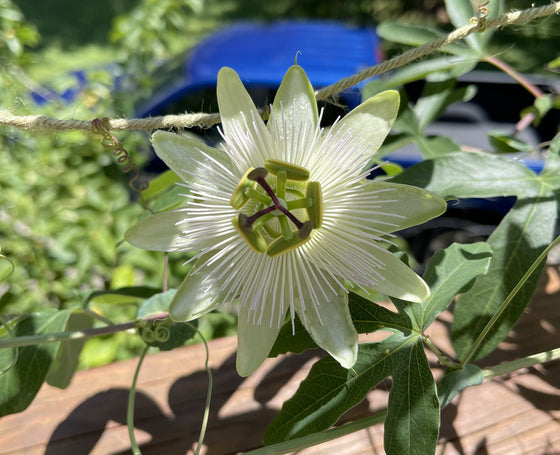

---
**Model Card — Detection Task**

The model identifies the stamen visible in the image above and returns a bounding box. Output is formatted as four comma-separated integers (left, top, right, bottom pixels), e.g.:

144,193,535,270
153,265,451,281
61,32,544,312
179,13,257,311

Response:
306,181,323,228
265,159,309,181
232,215,266,253
230,168,257,209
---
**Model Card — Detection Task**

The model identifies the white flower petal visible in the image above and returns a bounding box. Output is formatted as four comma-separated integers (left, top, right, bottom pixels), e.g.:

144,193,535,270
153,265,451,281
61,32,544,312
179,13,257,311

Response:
295,286,358,369
336,181,447,235
236,297,288,377
270,65,318,158
125,210,188,252
151,130,237,188
169,255,227,321
217,67,270,154
357,246,430,303
330,90,399,159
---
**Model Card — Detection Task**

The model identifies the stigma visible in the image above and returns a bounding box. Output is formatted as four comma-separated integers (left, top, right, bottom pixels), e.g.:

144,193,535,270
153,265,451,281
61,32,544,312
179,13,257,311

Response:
230,160,322,257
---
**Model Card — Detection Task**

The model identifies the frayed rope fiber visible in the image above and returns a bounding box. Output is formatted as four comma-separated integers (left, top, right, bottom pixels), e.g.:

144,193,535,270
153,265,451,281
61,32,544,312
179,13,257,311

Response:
1,1,559,133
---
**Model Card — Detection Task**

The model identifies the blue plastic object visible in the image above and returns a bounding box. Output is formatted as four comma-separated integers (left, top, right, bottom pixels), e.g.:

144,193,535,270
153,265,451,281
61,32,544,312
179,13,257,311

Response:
135,21,382,117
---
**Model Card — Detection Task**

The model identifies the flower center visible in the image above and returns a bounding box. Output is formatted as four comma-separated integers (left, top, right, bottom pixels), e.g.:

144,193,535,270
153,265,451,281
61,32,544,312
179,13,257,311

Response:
230,159,322,257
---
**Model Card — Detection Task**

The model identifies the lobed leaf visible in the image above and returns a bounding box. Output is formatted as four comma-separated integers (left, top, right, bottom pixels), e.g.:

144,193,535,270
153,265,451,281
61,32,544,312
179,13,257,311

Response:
438,364,484,409
405,242,493,331
263,334,404,444
46,311,95,389
385,338,439,455
451,188,557,360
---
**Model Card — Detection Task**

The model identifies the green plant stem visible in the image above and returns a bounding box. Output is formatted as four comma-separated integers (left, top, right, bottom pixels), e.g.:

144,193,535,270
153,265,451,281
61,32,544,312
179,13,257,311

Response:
483,347,560,379
0,312,169,349
244,411,387,455
461,235,560,366
423,335,461,369
192,323,212,455
128,345,149,455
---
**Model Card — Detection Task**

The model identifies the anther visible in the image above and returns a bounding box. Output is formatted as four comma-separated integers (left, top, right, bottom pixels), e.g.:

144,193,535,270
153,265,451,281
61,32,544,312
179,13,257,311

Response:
265,159,309,181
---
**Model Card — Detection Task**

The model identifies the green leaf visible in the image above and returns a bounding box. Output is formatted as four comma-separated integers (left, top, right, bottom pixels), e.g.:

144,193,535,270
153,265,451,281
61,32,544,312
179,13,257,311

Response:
150,183,188,212
392,138,560,364
444,0,502,54
363,58,476,99
384,338,439,455
438,364,484,408
141,169,180,201
405,242,493,331
86,286,161,306
268,314,316,358
349,292,412,336
0,254,14,281
415,135,462,158
263,335,402,444
488,131,532,154
0,310,74,416
451,188,557,360
137,289,197,351
137,288,177,317
376,22,469,56
46,311,95,389
265,335,440,455
390,151,539,198
415,79,477,131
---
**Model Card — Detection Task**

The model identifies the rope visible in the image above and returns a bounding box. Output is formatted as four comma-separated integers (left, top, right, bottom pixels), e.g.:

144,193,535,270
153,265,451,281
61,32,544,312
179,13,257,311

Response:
0,1,558,133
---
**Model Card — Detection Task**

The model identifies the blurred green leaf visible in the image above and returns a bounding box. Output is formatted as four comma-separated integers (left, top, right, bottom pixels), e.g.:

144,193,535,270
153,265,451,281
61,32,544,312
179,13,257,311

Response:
86,286,161,306
444,0,502,55
0,254,14,281
150,184,188,212
0,310,74,416
141,169,181,201
416,135,462,158
363,58,476,98
46,311,96,389
376,22,470,56
488,131,532,154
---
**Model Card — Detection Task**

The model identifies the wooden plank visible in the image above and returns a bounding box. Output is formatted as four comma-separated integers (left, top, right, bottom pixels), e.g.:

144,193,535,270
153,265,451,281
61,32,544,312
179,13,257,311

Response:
1,269,559,454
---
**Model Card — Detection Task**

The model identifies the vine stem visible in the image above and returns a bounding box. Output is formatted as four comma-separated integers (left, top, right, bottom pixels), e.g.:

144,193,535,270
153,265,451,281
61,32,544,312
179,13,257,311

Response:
0,312,169,349
127,345,149,455
482,347,560,379
191,322,213,455
461,234,560,366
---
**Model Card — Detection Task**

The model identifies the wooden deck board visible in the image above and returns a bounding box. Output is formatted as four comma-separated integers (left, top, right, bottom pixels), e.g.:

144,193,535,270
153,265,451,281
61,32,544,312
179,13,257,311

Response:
1,268,559,454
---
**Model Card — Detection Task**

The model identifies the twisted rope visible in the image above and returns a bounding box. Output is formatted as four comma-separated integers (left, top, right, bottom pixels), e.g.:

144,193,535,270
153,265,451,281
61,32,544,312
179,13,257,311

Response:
1,1,558,133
